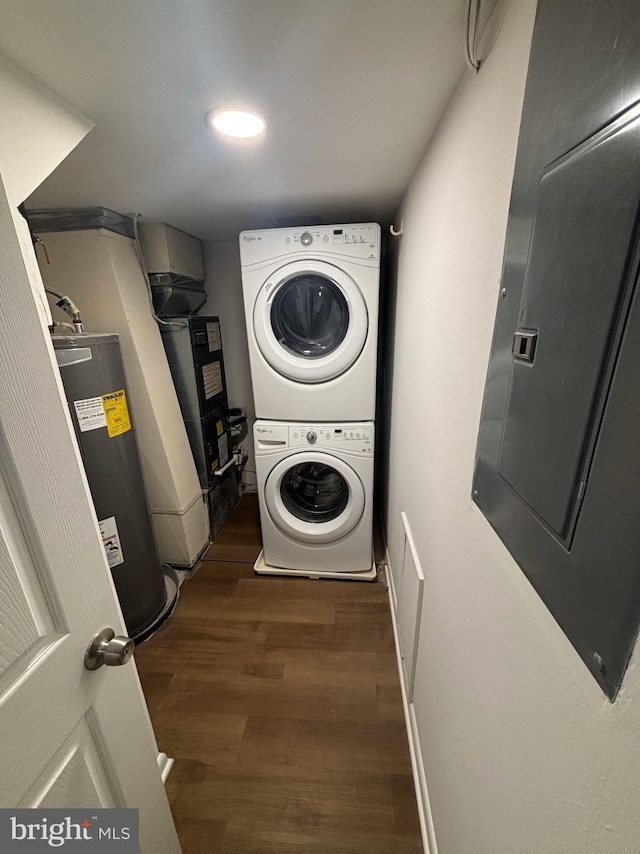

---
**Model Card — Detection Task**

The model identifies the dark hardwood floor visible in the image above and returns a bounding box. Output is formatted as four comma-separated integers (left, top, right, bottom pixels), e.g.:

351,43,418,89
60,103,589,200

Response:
135,495,422,853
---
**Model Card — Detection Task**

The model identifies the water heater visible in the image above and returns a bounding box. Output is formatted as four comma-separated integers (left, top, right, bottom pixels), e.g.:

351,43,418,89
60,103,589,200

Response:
53,333,168,639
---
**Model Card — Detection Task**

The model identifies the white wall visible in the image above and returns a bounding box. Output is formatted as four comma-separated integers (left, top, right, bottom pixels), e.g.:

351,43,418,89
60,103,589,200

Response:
202,241,257,491
0,53,93,210
384,1,640,852
0,52,93,327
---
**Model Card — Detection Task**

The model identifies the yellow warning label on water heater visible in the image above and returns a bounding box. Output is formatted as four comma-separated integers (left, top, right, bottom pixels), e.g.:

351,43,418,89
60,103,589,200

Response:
216,419,224,437
101,389,131,438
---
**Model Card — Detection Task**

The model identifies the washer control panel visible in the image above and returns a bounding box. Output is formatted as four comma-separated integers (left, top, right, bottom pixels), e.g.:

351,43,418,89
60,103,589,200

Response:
255,421,374,454
289,424,374,454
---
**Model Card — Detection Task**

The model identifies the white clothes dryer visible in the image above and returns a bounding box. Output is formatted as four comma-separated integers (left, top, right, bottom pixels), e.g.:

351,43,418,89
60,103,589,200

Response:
253,420,376,580
240,223,381,421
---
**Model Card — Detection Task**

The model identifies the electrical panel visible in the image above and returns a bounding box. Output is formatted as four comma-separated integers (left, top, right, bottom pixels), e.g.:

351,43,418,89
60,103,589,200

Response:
474,0,640,699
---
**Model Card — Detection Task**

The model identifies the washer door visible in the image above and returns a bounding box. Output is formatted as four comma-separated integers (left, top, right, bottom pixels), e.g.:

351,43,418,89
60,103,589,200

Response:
253,260,368,383
264,452,365,544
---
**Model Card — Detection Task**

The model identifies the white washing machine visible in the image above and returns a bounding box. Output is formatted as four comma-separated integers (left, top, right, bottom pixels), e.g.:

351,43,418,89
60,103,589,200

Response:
239,223,381,421
253,420,376,580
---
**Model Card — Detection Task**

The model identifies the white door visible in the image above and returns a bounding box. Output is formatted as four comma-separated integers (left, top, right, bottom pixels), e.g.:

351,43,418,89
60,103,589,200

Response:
264,451,365,543
253,259,369,382
0,174,181,853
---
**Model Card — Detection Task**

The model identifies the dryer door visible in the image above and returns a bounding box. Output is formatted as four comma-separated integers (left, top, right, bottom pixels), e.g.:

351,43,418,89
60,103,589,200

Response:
253,260,368,383
264,451,365,543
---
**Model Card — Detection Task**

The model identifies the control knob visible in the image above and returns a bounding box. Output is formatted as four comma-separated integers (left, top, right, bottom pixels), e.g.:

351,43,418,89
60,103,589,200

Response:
300,232,313,246
306,430,317,444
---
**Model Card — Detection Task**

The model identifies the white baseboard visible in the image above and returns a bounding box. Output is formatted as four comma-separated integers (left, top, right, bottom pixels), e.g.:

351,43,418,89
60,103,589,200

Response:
385,544,438,854
156,752,175,784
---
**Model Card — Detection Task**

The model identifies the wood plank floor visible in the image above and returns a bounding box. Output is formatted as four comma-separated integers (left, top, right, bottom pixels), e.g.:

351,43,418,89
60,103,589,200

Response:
135,495,422,854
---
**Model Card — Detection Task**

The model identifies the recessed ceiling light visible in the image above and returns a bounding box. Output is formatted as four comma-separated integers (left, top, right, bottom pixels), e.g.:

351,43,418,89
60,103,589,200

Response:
208,108,266,139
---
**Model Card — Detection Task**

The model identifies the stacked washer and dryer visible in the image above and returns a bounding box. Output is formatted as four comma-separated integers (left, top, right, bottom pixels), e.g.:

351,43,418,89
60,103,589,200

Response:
239,223,381,580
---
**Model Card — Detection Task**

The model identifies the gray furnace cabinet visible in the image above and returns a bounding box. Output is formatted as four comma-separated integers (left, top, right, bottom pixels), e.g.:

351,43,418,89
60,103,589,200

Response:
474,0,640,699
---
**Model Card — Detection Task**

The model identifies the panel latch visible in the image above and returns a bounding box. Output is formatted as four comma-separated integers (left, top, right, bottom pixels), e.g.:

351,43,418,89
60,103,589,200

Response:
512,330,538,362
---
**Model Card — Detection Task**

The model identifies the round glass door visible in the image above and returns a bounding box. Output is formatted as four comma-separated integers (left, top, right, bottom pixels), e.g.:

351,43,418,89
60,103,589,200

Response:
280,461,349,522
253,260,368,383
264,451,365,543
271,275,349,358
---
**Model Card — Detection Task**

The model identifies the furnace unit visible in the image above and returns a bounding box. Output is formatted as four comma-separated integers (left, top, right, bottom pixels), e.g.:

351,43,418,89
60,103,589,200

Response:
160,317,239,536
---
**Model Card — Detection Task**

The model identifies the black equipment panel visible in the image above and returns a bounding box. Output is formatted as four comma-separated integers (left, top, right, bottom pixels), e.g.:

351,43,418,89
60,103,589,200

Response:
190,317,228,417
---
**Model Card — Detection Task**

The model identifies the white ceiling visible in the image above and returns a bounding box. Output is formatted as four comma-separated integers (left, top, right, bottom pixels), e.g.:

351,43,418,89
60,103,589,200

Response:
0,0,468,241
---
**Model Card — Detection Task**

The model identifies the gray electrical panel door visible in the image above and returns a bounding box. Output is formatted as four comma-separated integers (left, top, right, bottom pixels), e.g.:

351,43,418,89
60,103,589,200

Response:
474,0,640,699
498,109,640,545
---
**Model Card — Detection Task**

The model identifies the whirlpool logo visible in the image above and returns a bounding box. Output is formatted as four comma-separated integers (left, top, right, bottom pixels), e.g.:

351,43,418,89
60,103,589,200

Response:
1,810,138,852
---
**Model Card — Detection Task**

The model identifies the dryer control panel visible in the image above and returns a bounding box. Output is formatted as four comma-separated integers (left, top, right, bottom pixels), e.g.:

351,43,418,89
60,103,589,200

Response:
240,223,380,266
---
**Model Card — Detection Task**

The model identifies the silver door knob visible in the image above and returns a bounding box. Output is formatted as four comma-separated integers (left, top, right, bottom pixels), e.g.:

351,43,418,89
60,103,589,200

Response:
84,627,135,671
